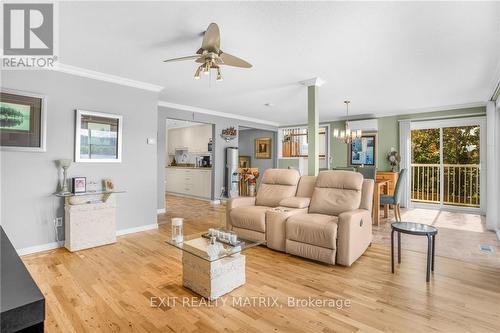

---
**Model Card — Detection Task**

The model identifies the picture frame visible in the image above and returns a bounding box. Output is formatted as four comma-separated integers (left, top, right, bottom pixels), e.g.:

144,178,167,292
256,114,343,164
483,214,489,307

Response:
349,134,377,166
255,137,272,159
72,177,87,193
0,88,47,152
239,155,251,168
75,110,122,163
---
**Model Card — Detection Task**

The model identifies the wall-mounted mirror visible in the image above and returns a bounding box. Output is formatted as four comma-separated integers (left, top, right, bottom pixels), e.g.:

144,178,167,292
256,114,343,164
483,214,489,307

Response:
75,110,122,162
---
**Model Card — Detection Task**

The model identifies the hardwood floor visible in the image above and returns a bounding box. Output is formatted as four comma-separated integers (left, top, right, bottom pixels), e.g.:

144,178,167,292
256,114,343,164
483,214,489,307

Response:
21,195,500,332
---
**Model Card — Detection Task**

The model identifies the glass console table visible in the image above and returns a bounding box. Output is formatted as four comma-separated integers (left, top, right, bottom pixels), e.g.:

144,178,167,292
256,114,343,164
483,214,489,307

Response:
53,190,126,252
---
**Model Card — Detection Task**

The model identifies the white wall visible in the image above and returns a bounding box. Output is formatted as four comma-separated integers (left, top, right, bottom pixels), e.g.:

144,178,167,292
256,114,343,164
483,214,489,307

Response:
497,101,500,234
1,70,159,250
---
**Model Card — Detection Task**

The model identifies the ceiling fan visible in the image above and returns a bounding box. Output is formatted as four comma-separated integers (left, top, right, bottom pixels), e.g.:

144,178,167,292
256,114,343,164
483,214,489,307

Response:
163,23,252,81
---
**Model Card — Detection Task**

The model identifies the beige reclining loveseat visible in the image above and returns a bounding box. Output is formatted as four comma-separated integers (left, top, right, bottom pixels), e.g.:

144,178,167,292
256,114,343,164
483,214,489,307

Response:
226,169,374,266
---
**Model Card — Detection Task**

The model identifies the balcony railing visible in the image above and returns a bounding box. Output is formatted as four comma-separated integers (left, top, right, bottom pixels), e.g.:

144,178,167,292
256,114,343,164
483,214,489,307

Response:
411,164,480,207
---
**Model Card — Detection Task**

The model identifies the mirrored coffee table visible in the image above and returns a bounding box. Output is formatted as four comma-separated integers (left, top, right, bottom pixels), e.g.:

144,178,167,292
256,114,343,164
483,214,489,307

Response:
166,232,265,300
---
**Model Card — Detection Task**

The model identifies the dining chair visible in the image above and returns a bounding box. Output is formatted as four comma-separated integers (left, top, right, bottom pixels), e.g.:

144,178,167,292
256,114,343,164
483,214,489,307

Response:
380,168,407,221
357,166,376,180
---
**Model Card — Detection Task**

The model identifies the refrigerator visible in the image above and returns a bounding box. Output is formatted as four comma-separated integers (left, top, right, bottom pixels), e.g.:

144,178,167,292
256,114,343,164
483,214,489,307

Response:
226,147,239,198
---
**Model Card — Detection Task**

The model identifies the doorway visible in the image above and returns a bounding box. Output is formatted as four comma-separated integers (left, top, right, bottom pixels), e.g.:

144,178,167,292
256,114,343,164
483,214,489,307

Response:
164,119,215,202
409,117,486,213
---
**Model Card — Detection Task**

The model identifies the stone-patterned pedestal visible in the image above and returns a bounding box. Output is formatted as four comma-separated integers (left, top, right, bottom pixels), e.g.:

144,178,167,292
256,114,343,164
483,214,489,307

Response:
182,252,245,300
64,195,116,252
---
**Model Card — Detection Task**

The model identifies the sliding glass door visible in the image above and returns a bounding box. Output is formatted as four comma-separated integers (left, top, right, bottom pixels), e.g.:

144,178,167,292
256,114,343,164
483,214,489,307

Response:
410,117,485,212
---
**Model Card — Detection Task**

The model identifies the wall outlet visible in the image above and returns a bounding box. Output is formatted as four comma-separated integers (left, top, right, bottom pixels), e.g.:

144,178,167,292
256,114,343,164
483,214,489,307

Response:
54,217,63,227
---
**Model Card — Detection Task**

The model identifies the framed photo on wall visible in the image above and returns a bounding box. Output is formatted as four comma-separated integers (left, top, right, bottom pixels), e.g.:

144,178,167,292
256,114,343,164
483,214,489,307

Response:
75,110,123,163
0,89,47,152
349,134,376,166
239,155,251,168
255,137,272,159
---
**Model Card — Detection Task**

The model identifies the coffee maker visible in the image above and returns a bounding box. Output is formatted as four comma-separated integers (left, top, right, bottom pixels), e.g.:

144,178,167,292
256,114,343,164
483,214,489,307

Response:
201,155,211,167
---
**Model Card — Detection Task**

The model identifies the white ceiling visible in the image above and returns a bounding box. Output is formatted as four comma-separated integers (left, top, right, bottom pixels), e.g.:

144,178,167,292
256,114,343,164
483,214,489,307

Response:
59,1,500,125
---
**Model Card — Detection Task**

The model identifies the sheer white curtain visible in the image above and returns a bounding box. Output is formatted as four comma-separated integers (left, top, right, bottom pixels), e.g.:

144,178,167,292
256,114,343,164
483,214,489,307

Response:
399,120,411,208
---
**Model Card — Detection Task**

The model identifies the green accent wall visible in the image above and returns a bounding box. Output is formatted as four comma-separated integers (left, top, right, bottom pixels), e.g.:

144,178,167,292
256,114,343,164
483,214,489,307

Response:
330,106,486,171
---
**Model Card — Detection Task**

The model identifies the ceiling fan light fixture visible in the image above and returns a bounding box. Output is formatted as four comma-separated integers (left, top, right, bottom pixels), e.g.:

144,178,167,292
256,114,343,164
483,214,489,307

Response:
216,68,223,81
194,66,202,79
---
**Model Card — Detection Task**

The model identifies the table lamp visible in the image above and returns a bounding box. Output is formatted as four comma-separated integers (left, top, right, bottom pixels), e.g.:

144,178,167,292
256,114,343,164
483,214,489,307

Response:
58,159,72,193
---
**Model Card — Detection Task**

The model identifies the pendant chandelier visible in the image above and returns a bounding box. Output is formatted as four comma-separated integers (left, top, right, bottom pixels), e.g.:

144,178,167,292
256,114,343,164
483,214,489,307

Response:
333,100,362,144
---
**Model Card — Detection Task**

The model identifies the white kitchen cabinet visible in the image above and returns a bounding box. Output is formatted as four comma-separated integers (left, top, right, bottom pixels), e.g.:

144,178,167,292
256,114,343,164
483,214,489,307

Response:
165,167,212,199
167,124,212,154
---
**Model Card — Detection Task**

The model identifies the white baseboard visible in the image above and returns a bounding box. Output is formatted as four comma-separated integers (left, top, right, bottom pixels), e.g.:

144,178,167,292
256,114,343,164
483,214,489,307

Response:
17,241,65,256
157,208,166,214
18,223,159,256
116,223,158,236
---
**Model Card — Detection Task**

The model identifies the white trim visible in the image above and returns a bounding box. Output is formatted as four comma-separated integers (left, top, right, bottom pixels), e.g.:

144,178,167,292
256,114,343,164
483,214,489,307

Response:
116,223,158,236
17,224,159,255
408,116,486,214
210,200,221,205
158,101,279,127
280,102,487,127
157,208,166,214
0,88,47,152
53,63,164,92
486,102,497,230
399,120,411,208
299,77,326,87
17,241,64,256
75,109,123,163
410,116,486,130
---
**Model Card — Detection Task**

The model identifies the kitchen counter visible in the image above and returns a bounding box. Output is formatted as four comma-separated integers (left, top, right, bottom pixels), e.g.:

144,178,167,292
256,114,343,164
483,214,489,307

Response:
166,166,212,170
165,167,212,199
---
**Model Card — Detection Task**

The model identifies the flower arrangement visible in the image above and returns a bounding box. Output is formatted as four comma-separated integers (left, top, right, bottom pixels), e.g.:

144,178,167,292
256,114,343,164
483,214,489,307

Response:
239,168,260,196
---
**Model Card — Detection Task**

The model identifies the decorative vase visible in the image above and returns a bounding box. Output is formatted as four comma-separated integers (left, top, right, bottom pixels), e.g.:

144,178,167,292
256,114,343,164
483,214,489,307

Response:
171,218,183,243
248,184,256,197
207,236,220,259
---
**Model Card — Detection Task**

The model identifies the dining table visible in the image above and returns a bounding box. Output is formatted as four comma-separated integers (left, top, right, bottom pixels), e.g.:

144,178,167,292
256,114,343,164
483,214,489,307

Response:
373,179,389,226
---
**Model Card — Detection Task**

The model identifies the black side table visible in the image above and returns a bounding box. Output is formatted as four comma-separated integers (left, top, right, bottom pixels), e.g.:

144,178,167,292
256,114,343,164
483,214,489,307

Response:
391,222,438,282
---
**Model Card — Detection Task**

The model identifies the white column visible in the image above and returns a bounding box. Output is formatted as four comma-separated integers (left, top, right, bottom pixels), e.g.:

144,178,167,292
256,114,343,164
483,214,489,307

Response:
399,120,411,208
299,77,326,176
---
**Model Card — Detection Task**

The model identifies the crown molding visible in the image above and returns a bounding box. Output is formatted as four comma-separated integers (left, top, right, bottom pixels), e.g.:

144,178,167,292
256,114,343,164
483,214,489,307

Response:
53,63,164,92
158,101,280,127
278,101,487,127
299,77,326,87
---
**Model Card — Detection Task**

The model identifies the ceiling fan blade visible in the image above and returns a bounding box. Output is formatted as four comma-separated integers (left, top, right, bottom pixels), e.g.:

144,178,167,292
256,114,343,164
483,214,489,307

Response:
163,55,200,63
201,23,220,53
219,52,252,68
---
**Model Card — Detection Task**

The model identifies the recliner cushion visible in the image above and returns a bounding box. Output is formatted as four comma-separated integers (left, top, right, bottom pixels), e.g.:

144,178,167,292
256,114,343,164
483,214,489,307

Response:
286,213,339,249
230,206,270,232
256,184,298,207
260,169,300,186
309,171,363,216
